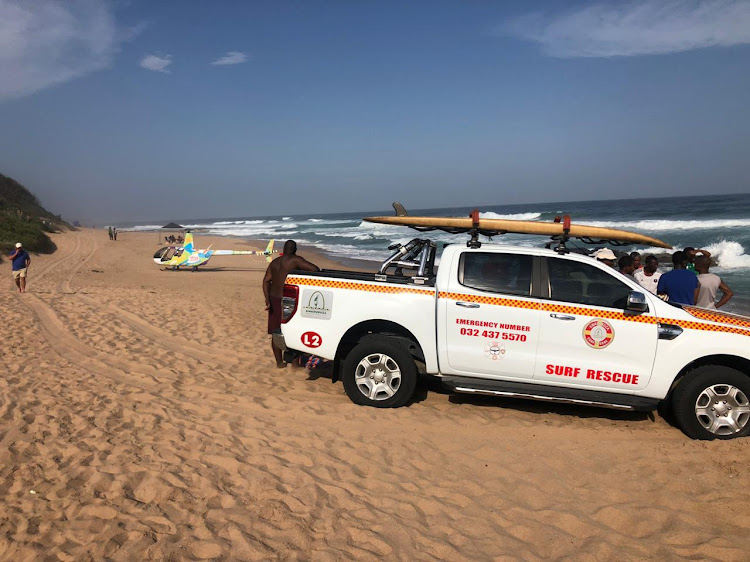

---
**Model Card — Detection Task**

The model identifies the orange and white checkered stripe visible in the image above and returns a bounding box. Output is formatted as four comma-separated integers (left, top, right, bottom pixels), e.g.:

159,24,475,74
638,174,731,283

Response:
286,277,750,338
682,306,750,330
287,276,435,297
438,291,541,310
438,292,656,324
437,291,750,337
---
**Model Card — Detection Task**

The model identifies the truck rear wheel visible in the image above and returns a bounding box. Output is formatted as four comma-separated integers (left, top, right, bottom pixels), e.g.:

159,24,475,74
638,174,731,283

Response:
672,365,750,440
342,337,418,408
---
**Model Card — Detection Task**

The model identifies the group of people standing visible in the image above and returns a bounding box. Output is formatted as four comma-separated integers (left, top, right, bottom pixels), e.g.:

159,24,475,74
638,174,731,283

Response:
596,246,733,308
108,226,118,241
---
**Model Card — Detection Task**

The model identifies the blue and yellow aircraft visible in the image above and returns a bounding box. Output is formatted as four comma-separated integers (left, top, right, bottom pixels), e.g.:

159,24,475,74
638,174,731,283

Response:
153,232,276,270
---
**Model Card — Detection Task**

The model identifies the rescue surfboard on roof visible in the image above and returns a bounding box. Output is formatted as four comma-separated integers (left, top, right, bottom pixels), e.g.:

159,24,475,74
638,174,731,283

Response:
364,204,672,249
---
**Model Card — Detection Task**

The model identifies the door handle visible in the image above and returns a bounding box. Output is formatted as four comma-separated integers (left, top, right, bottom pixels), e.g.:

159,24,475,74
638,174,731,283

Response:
550,313,575,321
456,301,480,309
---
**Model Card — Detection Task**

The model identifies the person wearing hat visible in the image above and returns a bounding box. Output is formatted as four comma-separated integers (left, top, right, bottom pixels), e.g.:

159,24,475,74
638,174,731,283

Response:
592,248,616,268
8,242,31,293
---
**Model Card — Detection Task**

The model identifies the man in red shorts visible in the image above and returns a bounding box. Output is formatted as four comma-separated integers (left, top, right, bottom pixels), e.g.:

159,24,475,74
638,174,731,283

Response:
263,240,319,367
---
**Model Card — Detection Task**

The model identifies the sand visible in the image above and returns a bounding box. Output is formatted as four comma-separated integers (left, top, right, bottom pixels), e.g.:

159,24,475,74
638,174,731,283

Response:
1,227,749,560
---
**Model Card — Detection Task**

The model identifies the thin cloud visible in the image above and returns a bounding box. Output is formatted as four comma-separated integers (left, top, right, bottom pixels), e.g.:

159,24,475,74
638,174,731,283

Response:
0,0,139,101
140,53,172,73
499,0,750,57
211,51,247,66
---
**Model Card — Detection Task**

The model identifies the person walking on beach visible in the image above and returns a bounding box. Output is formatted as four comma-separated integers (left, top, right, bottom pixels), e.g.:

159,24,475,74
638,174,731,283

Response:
694,255,733,309
113,227,118,241
108,226,113,241
657,251,699,305
634,254,662,294
9,243,31,293
263,240,320,368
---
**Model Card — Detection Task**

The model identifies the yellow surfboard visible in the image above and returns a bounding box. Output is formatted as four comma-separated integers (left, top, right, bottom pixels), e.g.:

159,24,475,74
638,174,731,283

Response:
364,214,672,248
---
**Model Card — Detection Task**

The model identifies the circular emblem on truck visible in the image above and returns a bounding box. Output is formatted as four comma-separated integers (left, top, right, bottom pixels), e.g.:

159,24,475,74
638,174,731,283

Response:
484,341,506,361
301,331,322,348
583,319,615,349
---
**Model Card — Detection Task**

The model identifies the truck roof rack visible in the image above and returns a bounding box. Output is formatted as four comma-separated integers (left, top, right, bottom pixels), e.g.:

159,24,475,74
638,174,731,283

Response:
377,238,437,283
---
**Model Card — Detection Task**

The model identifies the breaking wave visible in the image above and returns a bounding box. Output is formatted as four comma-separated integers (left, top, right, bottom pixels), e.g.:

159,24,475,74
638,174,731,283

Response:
705,240,750,270
480,212,541,221
632,240,750,272
585,218,750,232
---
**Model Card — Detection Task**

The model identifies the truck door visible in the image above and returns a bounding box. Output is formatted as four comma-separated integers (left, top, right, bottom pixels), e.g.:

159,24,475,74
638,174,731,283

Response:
533,256,658,391
438,250,541,379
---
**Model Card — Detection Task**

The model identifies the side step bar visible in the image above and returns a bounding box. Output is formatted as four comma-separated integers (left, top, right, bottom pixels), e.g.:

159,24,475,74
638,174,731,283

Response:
441,376,659,412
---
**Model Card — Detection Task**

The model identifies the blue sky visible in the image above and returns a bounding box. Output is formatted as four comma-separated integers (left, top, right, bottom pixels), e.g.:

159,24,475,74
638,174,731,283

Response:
1,0,749,223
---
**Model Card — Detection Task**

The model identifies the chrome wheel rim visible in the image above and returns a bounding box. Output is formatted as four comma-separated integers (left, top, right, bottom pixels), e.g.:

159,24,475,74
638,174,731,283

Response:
354,353,402,401
695,384,750,436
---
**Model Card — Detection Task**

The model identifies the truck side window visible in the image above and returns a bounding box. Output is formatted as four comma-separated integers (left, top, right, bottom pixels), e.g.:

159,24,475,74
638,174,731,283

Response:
460,253,532,297
547,258,631,309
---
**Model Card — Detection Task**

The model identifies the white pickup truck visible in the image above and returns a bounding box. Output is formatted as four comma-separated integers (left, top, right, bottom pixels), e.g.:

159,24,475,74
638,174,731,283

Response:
275,236,750,440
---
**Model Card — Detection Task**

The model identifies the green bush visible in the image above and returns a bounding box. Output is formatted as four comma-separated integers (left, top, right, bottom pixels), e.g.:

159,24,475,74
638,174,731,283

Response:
0,173,66,261
0,212,57,256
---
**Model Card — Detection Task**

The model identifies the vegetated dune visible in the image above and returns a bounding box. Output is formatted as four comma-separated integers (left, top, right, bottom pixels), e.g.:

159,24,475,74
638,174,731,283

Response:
1,228,748,560
0,172,68,258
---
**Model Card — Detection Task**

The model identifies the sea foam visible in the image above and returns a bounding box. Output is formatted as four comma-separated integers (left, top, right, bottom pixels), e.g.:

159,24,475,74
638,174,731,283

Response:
586,218,750,232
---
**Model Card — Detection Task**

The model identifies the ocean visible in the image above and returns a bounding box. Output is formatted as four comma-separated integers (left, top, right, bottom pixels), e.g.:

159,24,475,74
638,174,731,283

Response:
126,193,750,315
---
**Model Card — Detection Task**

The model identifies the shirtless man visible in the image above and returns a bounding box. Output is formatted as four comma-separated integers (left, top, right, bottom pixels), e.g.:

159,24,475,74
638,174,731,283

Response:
263,240,320,367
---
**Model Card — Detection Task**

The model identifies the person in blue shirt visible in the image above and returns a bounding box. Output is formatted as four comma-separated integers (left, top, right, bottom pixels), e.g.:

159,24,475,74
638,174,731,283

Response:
9,242,31,293
657,250,700,305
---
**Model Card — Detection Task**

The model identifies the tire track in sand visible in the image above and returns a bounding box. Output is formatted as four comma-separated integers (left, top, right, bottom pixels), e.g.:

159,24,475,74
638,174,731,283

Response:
57,230,100,294
20,291,254,417
31,229,84,286
75,294,247,366
15,230,313,418
58,230,250,365
32,229,246,369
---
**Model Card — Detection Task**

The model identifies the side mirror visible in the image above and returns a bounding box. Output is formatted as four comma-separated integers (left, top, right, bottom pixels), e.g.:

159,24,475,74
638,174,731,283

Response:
626,290,649,313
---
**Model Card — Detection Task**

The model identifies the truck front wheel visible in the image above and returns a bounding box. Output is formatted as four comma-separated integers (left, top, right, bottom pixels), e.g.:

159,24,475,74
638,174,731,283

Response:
342,337,418,408
672,365,750,440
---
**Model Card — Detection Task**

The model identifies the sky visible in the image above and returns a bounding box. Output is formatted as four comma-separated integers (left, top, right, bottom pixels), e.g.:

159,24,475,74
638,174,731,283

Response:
1,0,749,223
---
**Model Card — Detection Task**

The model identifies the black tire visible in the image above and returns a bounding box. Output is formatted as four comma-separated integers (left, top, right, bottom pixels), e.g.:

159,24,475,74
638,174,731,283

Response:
656,396,673,424
341,336,418,408
671,365,750,440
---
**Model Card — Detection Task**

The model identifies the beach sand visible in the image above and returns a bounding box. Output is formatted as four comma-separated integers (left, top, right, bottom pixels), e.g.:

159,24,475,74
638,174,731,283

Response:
1,228,749,560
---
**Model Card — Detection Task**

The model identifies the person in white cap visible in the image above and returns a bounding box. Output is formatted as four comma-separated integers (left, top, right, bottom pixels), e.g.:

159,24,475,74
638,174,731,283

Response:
592,247,616,268
8,242,31,293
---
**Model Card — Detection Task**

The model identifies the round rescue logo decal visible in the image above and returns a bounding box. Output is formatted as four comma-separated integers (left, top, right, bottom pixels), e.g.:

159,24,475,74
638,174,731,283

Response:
484,341,506,361
583,319,615,349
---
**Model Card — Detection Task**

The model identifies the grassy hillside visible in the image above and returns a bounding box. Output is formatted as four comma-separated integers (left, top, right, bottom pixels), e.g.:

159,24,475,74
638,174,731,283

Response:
0,173,69,257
